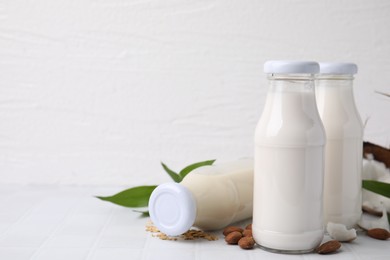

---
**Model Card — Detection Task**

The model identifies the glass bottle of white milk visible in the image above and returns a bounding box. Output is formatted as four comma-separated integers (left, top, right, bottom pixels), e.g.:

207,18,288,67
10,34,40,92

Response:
253,61,326,253
149,159,253,236
315,63,363,228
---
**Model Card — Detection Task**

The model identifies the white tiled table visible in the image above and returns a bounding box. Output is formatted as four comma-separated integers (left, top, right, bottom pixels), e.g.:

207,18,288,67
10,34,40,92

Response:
0,185,389,260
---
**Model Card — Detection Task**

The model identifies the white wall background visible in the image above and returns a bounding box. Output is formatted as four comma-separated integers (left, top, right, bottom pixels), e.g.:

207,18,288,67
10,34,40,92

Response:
0,0,389,185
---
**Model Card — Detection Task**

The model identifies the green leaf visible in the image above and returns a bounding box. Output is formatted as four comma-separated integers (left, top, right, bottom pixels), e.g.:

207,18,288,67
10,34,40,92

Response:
96,185,157,207
375,91,390,98
161,162,181,182
133,209,150,217
179,159,216,179
362,180,390,198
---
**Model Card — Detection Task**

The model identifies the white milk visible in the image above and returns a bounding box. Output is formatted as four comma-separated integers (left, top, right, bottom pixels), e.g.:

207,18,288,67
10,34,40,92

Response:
181,159,253,230
254,61,325,253
316,65,363,228
149,159,253,236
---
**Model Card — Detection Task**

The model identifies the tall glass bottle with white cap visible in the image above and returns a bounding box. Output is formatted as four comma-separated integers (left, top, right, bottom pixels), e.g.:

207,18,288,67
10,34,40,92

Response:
253,61,326,253
315,63,363,228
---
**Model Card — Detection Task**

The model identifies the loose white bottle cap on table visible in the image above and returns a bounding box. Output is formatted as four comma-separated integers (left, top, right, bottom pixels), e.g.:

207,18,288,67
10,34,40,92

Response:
148,183,197,236
319,62,358,74
264,60,320,74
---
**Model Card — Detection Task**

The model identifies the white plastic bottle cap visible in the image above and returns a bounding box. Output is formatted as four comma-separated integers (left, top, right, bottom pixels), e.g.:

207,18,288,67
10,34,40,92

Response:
148,183,196,236
264,60,319,74
319,62,358,75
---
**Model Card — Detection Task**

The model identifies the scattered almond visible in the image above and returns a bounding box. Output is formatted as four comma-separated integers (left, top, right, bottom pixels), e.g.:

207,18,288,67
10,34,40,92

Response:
238,236,255,249
242,229,252,237
245,224,252,230
225,231,243,245
223,226,244,236
367,228,390,240
316,240,341,254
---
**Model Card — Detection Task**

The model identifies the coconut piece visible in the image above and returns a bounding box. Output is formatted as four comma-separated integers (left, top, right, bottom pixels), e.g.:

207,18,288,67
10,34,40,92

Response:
358,205,390,231
362,158,389,181
362,158,390,214
363,142,390,168
362,201,383,216
326,222,357,242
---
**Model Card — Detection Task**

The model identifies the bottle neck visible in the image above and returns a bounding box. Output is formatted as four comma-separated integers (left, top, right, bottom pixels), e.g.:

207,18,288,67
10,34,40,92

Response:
316,74,354,80
315,73,362,138
258,73,325,147
267,74,315,93
315,74,355,99
316,74,354,89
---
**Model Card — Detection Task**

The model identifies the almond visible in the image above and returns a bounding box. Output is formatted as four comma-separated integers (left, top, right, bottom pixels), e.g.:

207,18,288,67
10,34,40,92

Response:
238,236,255,249
225,231,242,244
242,229,252,237
316,240,341,254
367,228,390,240
245,224,252,230
223,226,244,236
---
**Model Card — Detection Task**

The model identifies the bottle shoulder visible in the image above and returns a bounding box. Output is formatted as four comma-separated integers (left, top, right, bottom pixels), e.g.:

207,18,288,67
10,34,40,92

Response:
317,106,363,139
315,84,363,138
255,90,326,146
255,111,326,147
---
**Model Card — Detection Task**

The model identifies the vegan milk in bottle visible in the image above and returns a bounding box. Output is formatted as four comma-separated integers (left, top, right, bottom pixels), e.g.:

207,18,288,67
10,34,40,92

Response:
315,63,363,228
253,61,326,253
149,159,253,236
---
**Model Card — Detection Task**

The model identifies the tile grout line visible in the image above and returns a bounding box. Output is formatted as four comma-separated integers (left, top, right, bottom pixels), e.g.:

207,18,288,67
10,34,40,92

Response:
0,190,44,242
342,241,363,260
194,237,201,260
28,197,88,260
141,218,156,260
84,206,115,260
0,205,37,241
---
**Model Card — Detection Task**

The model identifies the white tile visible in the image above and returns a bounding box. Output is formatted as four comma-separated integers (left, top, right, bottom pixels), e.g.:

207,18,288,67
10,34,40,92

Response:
32,248,89,260
71,198,112,215
359,257,390,260
0,213,23,223
98,235,146,248
145,236,199,250
0,199,37,217
0,224,9,233
0,233,48,247
0,248,36,260
1,185,390,260
91,248,142,260
45,234,97,248
144,248,196,260
0,214,21,233
9,216,63,236
30,198,78,216
102,224,143,237
56,214,107,236
198,249,253,259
